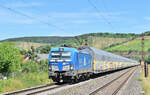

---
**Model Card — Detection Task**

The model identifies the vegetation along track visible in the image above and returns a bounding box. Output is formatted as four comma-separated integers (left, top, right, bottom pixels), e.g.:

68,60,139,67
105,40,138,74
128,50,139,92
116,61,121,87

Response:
89,67,137,95
2,83,68,95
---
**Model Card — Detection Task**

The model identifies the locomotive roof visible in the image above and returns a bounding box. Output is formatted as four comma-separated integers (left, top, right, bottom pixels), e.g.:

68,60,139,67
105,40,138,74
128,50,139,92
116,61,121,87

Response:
51,47,78,52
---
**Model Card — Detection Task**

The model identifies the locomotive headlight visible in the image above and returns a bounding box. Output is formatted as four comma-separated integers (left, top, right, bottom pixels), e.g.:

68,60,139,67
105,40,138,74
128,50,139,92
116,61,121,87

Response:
51,66,59,71
70,64,74,70
48,65,52,70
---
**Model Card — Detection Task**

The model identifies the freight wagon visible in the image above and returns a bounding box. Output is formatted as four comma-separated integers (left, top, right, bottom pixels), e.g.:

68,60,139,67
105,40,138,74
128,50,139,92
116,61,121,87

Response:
48,46,139,83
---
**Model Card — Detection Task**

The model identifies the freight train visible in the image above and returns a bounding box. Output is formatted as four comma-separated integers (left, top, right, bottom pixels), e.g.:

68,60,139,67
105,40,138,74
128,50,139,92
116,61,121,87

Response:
48,46,139,83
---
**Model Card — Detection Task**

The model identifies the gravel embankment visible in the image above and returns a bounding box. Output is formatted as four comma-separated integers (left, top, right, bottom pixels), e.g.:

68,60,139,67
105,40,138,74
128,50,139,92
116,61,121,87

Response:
117,66,143,95
38,68,131,95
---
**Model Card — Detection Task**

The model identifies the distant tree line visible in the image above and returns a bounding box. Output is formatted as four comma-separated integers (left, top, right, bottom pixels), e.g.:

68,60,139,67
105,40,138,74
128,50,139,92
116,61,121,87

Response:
81,32,140,38
143,31,150,36
1,36,73,45
1,32,142,44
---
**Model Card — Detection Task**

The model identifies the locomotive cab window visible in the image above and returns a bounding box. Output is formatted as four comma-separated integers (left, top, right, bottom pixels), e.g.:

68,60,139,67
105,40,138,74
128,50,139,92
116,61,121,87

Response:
51,51,71,62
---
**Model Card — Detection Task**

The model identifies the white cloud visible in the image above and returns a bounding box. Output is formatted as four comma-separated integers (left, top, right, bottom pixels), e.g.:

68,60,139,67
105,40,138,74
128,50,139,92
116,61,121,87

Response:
145,17,150,20
46,12,127,24
0,7,125,26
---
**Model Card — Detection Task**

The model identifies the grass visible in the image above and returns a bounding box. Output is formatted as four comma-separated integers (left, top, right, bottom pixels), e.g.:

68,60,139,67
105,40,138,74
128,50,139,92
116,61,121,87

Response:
105,37,150,52
56,36,130,49
136,77,142,81
0,72,53,94
142,65,150,95
92,37,129,49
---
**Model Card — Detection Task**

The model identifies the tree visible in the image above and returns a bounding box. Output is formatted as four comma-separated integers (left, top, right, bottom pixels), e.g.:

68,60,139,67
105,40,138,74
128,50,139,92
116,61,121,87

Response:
40,45,51,54
31,46,35,52
27,46,37,60
0,42,23,76
145,55,150,64
148,48,150,52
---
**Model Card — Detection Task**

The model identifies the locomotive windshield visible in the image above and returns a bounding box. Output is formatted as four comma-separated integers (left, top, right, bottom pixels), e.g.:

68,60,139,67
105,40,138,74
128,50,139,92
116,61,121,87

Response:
51,51,71,62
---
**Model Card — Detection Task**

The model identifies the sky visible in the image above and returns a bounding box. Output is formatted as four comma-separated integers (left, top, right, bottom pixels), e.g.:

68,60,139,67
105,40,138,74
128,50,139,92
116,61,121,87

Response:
0,0,150,40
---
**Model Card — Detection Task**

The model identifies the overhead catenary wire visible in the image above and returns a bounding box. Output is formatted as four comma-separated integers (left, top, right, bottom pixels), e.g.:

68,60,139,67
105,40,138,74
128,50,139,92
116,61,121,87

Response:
101,0,112,19
87,0,115,31
1,0,83,46
20,0,78,39
0,4,65,32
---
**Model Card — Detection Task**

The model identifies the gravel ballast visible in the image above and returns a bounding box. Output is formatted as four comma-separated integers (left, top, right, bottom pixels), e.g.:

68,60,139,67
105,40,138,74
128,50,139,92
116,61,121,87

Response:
41,68,131,95
37,67,142,95
117,66,143,95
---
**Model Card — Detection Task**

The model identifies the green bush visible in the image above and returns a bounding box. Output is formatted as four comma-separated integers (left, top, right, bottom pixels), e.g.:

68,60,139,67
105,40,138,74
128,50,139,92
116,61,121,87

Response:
40,45,51,54
21,61,39,73
145,56,150,64
20,49,27,55
21,60,48,73
0,42,23,76
39,60,48,72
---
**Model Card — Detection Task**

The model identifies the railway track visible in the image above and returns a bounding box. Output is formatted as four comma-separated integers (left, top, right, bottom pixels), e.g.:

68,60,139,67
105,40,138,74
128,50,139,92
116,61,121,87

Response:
2,83,68,95
2,67,137,95
89,67,137,95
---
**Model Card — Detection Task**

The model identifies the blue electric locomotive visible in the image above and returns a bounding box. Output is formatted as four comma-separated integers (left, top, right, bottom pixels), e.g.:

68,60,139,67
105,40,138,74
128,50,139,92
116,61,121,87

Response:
48,47,92,83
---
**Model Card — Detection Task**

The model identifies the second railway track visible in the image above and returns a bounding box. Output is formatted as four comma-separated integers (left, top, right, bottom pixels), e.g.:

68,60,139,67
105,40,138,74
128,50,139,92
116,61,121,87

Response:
2,83,68,95
89,67,137,95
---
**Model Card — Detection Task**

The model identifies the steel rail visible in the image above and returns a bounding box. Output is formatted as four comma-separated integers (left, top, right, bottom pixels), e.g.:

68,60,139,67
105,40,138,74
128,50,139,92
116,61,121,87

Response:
27,84,68,95
2,83,65,95
89,67,137,95
112,67,137,95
